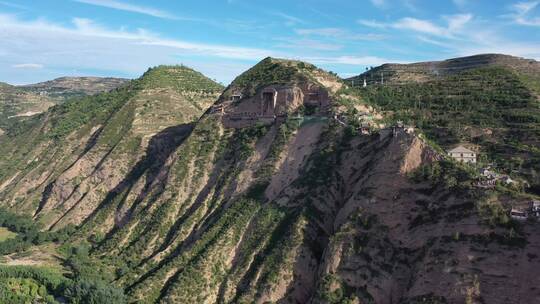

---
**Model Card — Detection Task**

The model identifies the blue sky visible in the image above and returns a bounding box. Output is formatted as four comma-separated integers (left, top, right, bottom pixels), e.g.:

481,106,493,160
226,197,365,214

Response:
0,0,539,85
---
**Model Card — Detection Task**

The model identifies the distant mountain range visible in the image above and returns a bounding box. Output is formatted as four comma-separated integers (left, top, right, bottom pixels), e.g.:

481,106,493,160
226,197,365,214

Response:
20,76,129,99
349,54,540,88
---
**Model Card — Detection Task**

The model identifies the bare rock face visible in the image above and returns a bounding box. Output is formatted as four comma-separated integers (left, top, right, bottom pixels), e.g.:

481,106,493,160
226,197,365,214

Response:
221,83,330,128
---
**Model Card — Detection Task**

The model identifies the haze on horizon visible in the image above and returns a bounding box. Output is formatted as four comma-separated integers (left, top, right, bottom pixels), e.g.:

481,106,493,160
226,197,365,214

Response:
0,0,539,85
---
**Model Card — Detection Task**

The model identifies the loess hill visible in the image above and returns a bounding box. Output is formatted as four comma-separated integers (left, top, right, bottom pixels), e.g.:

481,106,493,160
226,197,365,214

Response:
0,76,128,135
0,56,539,304
349,53,540,195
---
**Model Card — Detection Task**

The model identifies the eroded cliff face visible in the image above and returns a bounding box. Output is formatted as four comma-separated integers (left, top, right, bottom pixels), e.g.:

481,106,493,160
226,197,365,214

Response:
0,66,223,230
98,110,538,303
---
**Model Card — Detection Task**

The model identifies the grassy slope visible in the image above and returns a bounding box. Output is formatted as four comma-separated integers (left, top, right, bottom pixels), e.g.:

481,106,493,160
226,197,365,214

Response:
0,228,16,242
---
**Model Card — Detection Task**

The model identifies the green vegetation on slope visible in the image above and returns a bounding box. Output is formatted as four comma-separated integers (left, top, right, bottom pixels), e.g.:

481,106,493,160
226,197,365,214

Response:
0,228,16,242
0,266,68,304
0,208,75,255
48,85,136,139
356,66,540,193
0,208,127,303
140,65,224,93
0,64,227,303
230,57,313,97
0,77,128,135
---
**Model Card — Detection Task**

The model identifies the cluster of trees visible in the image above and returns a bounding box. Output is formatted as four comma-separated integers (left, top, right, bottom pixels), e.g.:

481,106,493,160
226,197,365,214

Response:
409,159,476,191
0,208,127,303
0,208,76,255
232,57,302,97
0,259,126,304
0,277,56,304
0,266,68,304
61,244,127,304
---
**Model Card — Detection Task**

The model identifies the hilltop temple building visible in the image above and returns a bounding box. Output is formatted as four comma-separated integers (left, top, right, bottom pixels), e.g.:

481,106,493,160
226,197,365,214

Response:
221,83,331,128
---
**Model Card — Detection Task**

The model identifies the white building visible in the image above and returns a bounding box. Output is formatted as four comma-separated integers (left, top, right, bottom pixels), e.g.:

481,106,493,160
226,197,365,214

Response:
448,146,477,164
511,208,527,221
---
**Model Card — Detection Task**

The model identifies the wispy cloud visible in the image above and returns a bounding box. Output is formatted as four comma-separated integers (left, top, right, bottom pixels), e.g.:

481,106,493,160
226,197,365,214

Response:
295,27,385,41
274,37,343,51
305,55,404,66
73,0,178,20
416,22,540,60
12,63,44,69
370,0,386,8
270,11,306,26
0,13,400,85
0,1,27,10
0,13,275,84
453,0,468,8
359,14,473,38
508,1,540,26
358,19,387,29
1,15,271,60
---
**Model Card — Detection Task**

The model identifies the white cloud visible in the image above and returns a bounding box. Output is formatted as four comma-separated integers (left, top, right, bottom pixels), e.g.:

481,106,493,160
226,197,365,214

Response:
358,19,387,29
417,25,540,60
275,38,343,51
456,28,540,59
73,0,178,20
12,63,44,69
0,14,271,61
446,14,473,31
359,14,473,38
295,27,385,41
0,13,402,85
305,55,404,66
509,1,540,26
394,17,447,36
0,13,276,84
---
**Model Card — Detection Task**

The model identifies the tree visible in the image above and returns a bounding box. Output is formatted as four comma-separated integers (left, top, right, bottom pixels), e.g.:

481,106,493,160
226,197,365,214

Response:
64,279,127,304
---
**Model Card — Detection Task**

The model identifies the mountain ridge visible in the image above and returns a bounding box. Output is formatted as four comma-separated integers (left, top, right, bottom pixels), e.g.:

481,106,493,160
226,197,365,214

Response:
348,53,540,87
20,76,129,98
